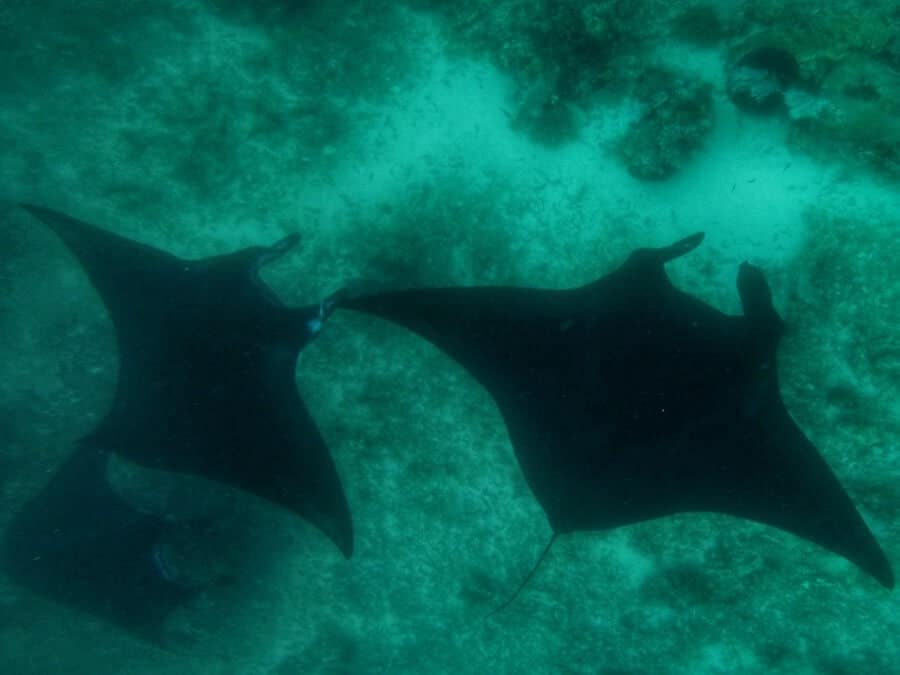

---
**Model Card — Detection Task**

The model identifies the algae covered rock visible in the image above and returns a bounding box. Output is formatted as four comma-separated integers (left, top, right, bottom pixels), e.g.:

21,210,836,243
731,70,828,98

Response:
722,9,900,178
734,7,894,87
618,67,714,180
669,4,731,46
726,45,800,112
580,0,641,47
507,68,581,146
793,57,900,178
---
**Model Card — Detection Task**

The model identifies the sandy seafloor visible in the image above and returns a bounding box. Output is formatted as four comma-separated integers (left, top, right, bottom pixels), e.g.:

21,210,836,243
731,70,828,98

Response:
0,2,898,674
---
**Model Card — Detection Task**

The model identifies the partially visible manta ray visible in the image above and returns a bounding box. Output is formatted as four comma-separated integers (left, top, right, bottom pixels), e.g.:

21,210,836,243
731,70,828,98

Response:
3,204,353,639
343,232,894,603
4,445,200,640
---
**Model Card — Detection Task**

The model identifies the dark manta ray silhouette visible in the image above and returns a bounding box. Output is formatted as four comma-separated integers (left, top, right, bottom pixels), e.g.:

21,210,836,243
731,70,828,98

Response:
344,232,893,599
4,204,352,637
4,446,198,640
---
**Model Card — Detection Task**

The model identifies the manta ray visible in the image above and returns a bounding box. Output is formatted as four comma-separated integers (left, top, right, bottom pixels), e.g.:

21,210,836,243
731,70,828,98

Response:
343,232,893,602
3,204,352,639
4,446,200,640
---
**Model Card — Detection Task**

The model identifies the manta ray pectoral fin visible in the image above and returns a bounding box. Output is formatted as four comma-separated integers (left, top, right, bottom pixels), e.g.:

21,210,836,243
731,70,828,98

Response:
734,399,895,588
18,203,354,561
729,263,890,585
2,447,196,641
343,232,892,593
20,202,186,321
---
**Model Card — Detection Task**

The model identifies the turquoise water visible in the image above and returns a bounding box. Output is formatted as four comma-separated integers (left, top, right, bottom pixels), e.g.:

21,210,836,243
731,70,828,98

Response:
1,1,898,673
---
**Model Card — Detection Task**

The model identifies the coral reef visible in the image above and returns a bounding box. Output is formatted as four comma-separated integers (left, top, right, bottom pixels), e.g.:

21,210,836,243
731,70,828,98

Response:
669,4,732,46
417,0,663,145
724,5,900,178
506,67,581,146
617,68,714,180
738,4,895,87
726,46,800,112
785,57,900,178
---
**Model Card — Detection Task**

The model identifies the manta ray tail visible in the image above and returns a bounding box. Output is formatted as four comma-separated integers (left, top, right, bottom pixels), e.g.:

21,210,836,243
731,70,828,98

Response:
487,532,558,618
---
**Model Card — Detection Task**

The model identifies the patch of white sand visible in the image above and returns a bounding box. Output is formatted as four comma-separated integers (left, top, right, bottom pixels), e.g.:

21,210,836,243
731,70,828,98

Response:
306,22,894,303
